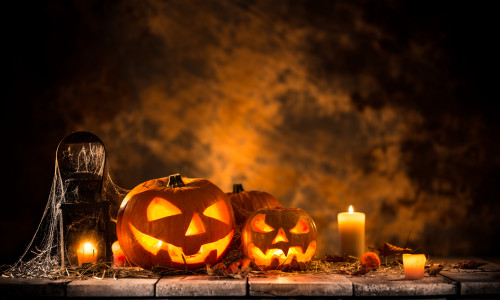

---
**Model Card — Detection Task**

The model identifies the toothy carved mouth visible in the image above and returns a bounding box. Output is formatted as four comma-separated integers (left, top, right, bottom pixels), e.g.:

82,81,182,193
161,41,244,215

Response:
248,240,317,266
129,222,233,264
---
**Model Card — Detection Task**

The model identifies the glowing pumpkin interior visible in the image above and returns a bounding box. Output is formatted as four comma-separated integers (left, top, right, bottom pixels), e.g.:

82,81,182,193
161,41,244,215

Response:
129,198,233,264
243,209,317,268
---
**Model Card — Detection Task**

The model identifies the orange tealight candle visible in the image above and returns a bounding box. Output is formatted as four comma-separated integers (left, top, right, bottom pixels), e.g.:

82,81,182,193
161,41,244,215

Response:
337,205,365,258
77,241,97,266
403,254,426,279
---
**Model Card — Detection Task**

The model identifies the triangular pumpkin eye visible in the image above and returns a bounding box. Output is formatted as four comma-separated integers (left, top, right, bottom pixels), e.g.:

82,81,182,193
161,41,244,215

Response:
289,218,310,234
251,214,275,233
147,197,182,221
203,200,231,225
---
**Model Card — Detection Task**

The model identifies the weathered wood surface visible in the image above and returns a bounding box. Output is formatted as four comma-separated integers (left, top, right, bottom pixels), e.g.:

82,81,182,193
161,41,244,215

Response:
349,269,457,297
437,257,500,295
66,277,159,297
1,257,499,298
0,277,70,297
248,274,352,297
156,275,246,297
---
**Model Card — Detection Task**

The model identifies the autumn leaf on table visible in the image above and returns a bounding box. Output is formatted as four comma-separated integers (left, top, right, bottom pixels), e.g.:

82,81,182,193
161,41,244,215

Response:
377,243,413,257
337,267,372,276
455,260,487,269
226,262,241,276
238,259,252,277
426,263,445,276
206,262,228,276
351,267,372,276
206,259,252,278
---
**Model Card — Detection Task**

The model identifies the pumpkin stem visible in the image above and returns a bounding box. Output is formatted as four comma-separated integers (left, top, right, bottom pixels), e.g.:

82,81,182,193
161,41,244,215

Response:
168,174,185,188
233,184,244,193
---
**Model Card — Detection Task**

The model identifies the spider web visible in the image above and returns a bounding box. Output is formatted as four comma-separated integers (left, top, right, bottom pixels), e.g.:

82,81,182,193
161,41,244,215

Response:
4,132,129,278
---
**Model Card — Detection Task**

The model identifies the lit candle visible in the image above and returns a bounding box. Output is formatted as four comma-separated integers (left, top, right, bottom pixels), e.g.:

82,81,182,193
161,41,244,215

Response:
76,241,97,266
112,240,127,267
403,254,426,279
337,205,365,258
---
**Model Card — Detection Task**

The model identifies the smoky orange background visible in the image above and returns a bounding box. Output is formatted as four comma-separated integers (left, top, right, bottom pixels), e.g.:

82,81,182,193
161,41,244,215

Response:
3,0,498,265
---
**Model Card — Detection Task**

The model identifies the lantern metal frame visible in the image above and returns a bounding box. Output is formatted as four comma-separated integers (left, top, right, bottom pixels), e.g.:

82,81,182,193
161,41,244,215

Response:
55,131,114,268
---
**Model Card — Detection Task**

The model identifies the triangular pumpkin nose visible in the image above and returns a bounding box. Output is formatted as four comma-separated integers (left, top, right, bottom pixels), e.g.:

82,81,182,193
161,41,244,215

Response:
272,228,289,244
185,212,206,236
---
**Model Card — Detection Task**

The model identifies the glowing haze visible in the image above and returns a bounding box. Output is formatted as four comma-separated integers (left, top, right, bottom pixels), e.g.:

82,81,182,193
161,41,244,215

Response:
4,0,498,262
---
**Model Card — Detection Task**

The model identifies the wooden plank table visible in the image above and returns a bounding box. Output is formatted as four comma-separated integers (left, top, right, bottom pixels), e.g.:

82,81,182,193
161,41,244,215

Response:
156,275,247,297
438,257,500,296
349,269,457,297
67,277,159,298
248,274,352,297
1,257,499,298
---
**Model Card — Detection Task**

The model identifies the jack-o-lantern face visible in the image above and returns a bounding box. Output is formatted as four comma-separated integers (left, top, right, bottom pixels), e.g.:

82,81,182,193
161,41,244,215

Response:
242,207,317,270
116,174,235,270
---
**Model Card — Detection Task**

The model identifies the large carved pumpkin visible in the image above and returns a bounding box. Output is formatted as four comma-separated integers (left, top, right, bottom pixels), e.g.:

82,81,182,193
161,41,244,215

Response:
226,184,282,227
116,174,235,270
242,207,317,270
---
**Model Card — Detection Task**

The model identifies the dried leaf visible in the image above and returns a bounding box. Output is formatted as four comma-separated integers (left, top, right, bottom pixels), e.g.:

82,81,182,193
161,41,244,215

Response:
239,259,252,277
207,259,252,278
226,262,240,275
455,260,487,269
206,263,227,276
377,243,413,257
351,267,372,276
268,257,280,270
337,267,372,276
426,264,445,276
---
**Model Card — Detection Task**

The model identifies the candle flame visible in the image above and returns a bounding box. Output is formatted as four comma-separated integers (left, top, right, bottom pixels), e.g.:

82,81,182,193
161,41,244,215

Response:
348,205,353,214
83,242,94,252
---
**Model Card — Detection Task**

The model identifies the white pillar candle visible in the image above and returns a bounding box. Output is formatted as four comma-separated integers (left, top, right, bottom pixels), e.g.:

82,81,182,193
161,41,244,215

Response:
337,205,365,258
403,254,426,279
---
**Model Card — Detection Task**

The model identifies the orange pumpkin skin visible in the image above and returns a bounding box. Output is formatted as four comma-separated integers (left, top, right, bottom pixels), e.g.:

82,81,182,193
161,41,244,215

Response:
242,207,317,270
360,251,381,268
226,184,282,227
116,174,235,270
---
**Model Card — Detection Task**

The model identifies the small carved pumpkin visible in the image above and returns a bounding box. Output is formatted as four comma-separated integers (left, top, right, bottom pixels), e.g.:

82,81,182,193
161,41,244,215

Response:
242,207,317,270
226,184,282,227
116,174,235,270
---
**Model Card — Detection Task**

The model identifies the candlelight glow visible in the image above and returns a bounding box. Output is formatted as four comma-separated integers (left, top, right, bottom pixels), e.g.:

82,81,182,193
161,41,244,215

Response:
83,242,94,252
403,254,426,279
289,219,310,234
203,200,231,225
129,222,233,264
251,214,275,233
13,0,493,262
271,228,289,244
147,197,182,221
338,207,365,258
77,240,97,266
248,241,317,266
184,213,206,236
129,223,163,255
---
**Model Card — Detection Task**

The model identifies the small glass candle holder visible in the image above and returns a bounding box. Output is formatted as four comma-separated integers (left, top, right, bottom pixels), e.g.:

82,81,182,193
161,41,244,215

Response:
403,254,426,279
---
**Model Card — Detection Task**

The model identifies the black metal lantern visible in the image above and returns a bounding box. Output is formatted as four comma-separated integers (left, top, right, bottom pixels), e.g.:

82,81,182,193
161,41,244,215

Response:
56,131,113,267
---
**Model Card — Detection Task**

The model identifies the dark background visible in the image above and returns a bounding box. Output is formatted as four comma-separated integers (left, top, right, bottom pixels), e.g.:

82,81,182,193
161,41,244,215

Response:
2,0,499,266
